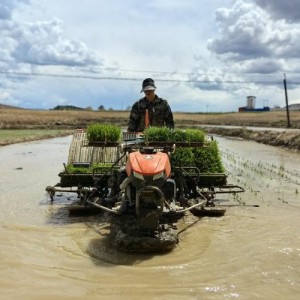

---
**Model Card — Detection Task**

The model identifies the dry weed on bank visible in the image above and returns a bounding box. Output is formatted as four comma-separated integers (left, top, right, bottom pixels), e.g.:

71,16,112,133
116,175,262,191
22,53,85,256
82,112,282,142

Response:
1,108,300,149
1,108,300,129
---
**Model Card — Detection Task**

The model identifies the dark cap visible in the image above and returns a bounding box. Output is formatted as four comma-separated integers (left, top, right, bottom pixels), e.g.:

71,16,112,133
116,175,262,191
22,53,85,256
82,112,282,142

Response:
141,78,156,93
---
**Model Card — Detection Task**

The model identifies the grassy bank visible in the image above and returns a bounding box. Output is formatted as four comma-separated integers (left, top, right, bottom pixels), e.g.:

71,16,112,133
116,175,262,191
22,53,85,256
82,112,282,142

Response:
1,108,300,129
1,108,300,149
204,127,300,151
0,129,73,146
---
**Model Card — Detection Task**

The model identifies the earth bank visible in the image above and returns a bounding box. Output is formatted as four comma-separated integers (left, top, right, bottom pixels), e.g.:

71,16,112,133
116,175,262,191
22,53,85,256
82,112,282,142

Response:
203,127,300,152
1,127,300,153
1,108,300,150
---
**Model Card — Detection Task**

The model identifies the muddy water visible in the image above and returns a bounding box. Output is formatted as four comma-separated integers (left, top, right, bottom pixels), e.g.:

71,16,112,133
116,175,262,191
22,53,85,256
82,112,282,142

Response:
0,136,299,300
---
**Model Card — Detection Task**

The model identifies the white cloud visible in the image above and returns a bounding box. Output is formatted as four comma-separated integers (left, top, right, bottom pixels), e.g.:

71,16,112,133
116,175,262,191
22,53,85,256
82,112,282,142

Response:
189,0,300,109
11,18,101,66
208,1,300,61
0,0,31,20
0,0,299,112
0,1,103,72
253,0,300,22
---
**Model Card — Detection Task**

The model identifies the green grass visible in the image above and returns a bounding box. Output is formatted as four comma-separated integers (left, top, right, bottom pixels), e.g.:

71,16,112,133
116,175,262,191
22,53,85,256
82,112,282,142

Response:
64,163,114,174
86,124,121,142
144,127,205,142
143,127,223,172
0,129,73,145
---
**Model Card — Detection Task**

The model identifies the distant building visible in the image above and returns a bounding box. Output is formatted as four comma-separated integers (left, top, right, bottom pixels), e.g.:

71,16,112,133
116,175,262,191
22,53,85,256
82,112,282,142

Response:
246,96,255,110
271,103,300,111
288,103,300,111
239,96,270,112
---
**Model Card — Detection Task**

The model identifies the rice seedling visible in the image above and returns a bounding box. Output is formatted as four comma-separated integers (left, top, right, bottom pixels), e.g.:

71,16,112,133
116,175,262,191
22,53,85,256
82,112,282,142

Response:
86,124,121,143
193,141,224,173
64,163,114,174
185,128,205,142
144,127,171,141
144,127,223,172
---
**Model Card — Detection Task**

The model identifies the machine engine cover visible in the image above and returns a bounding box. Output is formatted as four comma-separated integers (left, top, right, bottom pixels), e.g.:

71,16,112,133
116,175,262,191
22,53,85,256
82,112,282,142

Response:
126,152,171,178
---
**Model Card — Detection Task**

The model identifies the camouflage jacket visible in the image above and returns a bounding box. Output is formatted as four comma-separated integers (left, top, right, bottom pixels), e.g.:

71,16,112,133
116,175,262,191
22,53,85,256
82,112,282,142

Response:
128,96,174,132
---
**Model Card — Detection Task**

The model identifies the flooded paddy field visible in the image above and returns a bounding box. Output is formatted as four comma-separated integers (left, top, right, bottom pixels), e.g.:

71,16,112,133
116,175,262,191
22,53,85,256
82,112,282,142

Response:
0,136,299,300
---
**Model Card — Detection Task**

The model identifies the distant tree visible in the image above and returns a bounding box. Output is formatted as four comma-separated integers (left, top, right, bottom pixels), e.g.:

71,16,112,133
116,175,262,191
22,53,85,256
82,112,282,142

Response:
52,105,83,111
108,107,114,111
98,105,105,110
126,105,132,111
85,106,93,111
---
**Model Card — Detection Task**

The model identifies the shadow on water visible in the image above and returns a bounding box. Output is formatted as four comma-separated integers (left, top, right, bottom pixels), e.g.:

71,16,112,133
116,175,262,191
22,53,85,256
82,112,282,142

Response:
85,221,169,266
86,215,177,266
42,191,102,225
46,203,103,225
41,192,221,267
42,194,175,266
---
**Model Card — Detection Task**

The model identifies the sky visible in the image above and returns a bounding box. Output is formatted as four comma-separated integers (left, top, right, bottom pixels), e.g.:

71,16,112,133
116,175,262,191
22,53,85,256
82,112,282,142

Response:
1,0,300,112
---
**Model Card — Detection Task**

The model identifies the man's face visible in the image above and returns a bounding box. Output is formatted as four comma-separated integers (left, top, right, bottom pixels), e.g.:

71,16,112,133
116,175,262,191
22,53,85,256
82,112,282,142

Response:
144,90,155,101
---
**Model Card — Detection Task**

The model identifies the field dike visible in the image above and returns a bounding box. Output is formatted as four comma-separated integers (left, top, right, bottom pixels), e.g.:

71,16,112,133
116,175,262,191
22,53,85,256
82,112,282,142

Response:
203,127,300,152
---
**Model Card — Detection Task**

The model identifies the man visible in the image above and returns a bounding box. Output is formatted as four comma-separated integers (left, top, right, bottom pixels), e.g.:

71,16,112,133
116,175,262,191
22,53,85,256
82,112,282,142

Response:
128,78,174,132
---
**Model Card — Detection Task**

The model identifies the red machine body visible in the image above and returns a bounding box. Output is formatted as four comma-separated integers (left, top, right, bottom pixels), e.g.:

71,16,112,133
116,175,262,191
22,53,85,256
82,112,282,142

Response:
126,151,171,178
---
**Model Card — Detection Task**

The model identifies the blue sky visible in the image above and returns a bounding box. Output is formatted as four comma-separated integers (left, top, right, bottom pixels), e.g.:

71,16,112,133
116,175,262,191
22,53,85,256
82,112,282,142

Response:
1,0,300,112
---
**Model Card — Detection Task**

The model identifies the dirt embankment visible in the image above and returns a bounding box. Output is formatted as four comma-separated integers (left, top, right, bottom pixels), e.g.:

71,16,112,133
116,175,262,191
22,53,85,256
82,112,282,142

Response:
1,108,300,129
1,108,300,150
204,127,300,152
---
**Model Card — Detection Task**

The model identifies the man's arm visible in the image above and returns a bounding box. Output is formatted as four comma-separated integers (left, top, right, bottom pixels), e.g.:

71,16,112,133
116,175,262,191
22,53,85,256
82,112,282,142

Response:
127,102,140,132
164,103,174,129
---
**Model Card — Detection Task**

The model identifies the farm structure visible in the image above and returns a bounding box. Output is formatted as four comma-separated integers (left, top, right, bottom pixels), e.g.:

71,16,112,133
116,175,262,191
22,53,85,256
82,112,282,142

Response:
239,96,270,112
